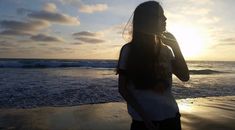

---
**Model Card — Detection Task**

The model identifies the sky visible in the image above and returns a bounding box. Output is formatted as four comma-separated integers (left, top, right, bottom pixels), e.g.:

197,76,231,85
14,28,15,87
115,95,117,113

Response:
0,0,235,61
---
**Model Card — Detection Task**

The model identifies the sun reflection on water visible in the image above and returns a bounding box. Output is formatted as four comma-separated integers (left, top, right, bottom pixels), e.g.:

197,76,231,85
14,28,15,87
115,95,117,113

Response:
178,99,194,113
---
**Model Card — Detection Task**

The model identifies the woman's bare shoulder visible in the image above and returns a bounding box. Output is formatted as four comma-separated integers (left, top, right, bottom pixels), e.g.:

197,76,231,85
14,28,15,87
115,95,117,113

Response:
120,43,131,52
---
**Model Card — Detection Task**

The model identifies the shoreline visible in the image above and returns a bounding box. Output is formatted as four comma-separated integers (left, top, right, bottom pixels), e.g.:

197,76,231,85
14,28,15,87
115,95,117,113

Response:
0,95,233,109
0,96,235,130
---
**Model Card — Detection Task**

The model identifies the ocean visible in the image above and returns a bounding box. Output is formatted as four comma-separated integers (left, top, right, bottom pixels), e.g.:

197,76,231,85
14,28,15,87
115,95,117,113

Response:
0,59,235,108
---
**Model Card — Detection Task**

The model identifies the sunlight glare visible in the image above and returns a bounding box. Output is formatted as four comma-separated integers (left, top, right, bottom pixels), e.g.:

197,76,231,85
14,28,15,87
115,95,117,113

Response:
178,100,194,113
168,25,206,59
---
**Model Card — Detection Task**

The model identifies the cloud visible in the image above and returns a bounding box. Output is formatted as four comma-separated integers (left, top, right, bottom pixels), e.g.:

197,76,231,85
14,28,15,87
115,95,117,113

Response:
79,4,108,13
43,3,57,13
111,23,130,36
219,43,235,46
0,20,49,32
183,7,210,15
71,42,83,45
72,31,99,37
49,47,74,53
28,11,80,25
75,37,105,43
2,3,79,37
198,17,219,24
17,3,80,25
72,31,105,44
60,0,108,13
31,34,63,42
72,24,127,47
164,0,214,24
212,38,235,48
0,30,33,36
0,20,49,36
0,47,13,52
212,43,235,48
218,38,235,46
0,40,16,47
189,0,212,4
220,38,235,42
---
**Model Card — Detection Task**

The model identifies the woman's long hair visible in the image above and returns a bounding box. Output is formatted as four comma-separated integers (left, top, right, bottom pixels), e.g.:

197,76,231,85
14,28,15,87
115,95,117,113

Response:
120,1,164,89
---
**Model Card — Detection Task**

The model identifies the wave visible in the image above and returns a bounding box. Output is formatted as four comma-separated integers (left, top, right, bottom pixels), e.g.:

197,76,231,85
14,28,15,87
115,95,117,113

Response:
0,59,117,69
0,60,229,75
189,69,225,74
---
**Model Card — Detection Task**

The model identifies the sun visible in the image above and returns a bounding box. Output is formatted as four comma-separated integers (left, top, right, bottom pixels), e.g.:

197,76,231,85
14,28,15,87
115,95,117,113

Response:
168,25,206,59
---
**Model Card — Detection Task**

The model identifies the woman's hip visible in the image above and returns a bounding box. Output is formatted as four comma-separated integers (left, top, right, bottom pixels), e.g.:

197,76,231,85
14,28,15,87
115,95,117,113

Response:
130,113,181,130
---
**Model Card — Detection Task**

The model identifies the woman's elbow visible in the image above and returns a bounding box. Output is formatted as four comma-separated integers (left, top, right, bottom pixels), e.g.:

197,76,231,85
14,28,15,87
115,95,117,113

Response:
180,74,190,82
179,70,190,81
174,70,190,82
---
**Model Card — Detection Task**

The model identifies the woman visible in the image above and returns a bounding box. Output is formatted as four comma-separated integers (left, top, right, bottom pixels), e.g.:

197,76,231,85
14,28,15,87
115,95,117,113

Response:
117,1,189,130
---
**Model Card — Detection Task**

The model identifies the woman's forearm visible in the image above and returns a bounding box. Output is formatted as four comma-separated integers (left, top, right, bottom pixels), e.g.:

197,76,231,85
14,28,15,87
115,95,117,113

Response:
171,42,190,81
162,32,189,81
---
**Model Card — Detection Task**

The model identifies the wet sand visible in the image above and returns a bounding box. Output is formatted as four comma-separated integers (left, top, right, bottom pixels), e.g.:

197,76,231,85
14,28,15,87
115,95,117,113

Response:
0,96,234,130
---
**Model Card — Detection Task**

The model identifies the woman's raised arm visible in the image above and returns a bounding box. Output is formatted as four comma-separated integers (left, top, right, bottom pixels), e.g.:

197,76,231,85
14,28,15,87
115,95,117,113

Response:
162,32,190,81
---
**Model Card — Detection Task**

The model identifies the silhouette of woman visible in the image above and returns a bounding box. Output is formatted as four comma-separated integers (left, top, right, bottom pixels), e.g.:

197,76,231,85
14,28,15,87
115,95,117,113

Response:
117,1,189,130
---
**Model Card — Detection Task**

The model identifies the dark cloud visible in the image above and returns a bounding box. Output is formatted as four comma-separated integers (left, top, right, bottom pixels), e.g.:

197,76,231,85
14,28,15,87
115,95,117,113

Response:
49,47,74,53
215,38,235,46
0,20,49,32
0,3,80,39
31,34,63,42
0,30,33,36
0,20,49,37
73,31,98,37
211,37,235,48
16,3,80,25
220,38,235,42
75,37,105,43
0,47,11,51
17,40,34,44
0,40,16,46
71,42,84,45
27,10,80,25
72,31,105,44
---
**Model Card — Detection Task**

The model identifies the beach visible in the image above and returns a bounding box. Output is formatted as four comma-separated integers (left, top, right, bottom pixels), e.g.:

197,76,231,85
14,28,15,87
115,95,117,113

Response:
1,0,235,129
0,96,234,130
0,60,235,129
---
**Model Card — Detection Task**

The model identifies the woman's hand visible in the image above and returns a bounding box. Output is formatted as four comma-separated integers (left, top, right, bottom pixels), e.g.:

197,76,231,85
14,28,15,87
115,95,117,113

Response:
161,32,178,48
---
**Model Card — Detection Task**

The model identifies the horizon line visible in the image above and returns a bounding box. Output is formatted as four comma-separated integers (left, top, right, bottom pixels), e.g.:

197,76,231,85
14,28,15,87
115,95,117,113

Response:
0,57,235,62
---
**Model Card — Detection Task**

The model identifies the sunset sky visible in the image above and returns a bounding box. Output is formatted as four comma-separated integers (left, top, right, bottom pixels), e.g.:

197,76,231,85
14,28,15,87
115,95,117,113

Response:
0,0,235,61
